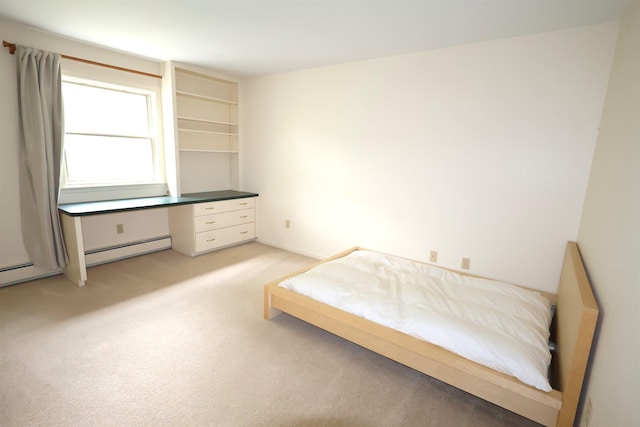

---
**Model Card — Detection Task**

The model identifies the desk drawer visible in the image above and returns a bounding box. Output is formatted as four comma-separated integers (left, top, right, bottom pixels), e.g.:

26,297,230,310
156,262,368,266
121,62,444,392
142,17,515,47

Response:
195,223,256,252
195,209,255,233
194,198,255,216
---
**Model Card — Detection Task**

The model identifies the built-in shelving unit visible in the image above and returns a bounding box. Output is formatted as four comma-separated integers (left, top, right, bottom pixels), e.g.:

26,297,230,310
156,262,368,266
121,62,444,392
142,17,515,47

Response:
163,62,239,196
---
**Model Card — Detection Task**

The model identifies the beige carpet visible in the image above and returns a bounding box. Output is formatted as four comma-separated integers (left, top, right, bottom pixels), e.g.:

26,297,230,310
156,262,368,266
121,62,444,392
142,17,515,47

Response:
0,242,541,427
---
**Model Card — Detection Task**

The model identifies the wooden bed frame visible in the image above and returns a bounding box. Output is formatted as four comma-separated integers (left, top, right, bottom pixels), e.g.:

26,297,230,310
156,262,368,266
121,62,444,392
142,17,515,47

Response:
264,242,598,427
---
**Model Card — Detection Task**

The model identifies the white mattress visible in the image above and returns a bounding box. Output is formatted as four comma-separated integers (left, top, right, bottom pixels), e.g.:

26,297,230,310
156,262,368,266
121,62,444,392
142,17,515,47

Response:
278,250,553,391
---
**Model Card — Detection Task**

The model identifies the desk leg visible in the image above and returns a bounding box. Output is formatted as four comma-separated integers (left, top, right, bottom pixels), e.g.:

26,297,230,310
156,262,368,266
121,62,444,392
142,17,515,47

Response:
61,213,87,287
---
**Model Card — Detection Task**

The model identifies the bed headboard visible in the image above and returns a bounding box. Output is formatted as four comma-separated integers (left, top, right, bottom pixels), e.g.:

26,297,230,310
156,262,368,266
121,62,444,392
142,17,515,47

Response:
553,241,599,426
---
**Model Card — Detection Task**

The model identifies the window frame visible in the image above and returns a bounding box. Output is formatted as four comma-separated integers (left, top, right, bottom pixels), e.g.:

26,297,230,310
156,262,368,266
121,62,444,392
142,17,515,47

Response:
58,59,167,204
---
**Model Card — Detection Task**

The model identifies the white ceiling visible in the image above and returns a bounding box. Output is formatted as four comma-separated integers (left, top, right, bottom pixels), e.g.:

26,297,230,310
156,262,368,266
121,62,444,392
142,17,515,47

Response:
0,1,630,77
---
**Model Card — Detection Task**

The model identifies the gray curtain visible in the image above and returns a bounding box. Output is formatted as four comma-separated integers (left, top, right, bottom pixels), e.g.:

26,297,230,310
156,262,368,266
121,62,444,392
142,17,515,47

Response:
16,46,68,269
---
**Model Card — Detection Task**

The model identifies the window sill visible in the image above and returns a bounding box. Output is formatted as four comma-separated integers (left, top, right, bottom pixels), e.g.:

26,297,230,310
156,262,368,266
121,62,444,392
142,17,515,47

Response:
58,183,169,204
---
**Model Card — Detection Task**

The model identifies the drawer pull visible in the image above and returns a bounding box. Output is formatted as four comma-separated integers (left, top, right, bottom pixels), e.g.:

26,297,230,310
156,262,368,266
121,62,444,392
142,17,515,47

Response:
205,207,215,210
206,221,216,224
240,215,248,218
206,238,216,242
240,202,248,205
240,231,248,234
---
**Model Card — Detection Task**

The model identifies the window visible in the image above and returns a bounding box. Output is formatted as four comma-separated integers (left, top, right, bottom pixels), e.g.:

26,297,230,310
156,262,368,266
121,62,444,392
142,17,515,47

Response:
59,60,166,204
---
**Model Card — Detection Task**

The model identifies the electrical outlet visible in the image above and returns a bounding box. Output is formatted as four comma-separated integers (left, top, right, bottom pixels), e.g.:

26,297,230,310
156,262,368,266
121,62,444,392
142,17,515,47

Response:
429,250,438,263
285,219,290,229
461,257,471,270
116,224,124,234
585,398,592,427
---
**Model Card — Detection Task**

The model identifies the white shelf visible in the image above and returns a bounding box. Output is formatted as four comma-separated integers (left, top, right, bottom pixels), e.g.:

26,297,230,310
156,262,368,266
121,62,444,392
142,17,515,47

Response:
179,148,238,153
177,127,237,153
177,116,238,126
176,90,237,105
178,128,237,137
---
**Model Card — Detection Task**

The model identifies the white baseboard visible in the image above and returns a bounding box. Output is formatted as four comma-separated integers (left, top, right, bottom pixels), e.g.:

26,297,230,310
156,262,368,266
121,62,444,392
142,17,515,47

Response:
255,238,324,260
0,264,61,287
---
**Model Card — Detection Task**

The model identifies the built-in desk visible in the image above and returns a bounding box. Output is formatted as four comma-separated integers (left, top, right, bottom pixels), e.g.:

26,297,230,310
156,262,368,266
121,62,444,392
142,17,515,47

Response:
58,190,258,286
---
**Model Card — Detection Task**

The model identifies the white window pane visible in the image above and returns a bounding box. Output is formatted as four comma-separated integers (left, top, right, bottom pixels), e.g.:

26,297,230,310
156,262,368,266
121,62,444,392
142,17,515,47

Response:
63,82,150,137
64,135,155,184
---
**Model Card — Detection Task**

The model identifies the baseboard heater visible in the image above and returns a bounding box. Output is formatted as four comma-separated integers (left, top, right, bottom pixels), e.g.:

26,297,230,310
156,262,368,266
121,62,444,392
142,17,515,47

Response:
84,235,172,267
0,263,60,287
0,236,172,287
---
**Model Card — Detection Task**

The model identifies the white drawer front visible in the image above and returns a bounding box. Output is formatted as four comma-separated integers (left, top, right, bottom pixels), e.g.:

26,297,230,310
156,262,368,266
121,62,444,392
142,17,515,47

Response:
195,214,219,232
195,223,256,253
194,197,255,217
195,209,255,233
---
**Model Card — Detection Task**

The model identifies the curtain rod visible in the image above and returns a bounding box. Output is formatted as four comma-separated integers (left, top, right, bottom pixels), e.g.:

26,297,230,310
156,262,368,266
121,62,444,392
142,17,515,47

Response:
3,40,162,79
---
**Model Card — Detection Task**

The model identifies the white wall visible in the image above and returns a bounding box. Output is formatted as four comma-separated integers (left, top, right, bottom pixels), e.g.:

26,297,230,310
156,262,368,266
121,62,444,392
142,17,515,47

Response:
0,19,169,285
81,209,170,252
577,2,640,426
241,23,618,293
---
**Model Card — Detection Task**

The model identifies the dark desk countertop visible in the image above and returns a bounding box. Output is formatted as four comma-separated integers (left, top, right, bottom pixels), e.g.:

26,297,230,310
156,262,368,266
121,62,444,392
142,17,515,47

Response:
58,190,259,217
